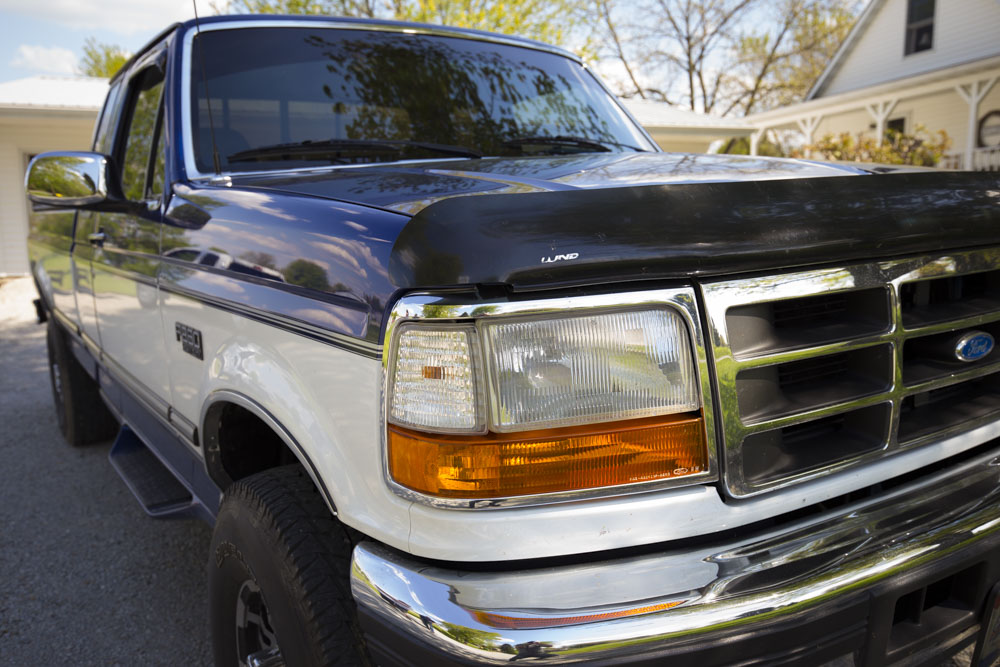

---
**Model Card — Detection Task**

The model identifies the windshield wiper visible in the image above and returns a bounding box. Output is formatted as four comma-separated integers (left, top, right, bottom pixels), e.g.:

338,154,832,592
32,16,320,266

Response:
228,138,481,163
504,135,652,153
228,139,402,163
504,135,613,153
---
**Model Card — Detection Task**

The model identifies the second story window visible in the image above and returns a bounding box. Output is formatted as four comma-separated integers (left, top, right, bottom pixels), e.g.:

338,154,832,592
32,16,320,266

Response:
905,0,934,55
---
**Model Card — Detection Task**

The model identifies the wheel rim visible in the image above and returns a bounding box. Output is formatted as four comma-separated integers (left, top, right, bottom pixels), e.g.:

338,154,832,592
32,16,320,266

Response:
235,580,283,667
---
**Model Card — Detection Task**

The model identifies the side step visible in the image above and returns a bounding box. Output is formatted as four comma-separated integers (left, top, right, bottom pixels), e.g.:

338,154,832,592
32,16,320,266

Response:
109,425,196,518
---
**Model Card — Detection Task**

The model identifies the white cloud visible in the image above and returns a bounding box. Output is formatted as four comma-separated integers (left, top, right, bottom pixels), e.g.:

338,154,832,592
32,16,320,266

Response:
0,0,196,36
10,45,77,74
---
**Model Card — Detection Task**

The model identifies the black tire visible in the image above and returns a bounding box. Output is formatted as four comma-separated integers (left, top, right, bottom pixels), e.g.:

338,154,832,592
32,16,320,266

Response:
46,319,118,446
209,465,370,667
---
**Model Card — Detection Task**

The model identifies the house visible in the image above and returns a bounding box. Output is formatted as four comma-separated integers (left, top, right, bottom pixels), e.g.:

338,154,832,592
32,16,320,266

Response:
746,0,1000,170
621,99,756,153
0,75,106,276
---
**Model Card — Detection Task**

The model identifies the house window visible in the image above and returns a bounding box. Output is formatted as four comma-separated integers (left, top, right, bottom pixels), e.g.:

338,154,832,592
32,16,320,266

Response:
886,118,906,135
905,0,934,55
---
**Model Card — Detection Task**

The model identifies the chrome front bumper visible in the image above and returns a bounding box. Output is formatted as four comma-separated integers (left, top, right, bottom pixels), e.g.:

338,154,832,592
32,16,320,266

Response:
350,446,1000,665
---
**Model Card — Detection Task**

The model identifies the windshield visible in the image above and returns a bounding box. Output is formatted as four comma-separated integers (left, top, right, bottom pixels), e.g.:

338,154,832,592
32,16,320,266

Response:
189,26,654,173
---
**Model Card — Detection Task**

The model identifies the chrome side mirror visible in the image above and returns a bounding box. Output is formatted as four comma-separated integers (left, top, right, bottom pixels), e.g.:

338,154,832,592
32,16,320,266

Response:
25,152,110,207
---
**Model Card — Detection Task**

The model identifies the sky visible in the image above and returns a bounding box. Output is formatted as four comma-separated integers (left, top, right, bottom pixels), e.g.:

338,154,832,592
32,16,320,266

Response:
0,0,199,83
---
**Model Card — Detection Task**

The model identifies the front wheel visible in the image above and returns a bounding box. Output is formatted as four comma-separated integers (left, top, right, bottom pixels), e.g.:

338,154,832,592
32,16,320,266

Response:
209,465,369,667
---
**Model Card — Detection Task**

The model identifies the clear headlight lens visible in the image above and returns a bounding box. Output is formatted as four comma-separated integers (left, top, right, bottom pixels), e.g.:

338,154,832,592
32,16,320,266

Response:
482,309,699,432
388,326,485,432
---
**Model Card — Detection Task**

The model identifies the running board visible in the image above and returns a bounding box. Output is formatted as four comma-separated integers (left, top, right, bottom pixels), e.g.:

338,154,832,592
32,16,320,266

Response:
109,425,197,519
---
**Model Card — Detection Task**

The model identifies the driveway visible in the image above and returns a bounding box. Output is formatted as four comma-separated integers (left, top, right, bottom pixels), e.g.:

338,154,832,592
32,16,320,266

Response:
0,277,212,666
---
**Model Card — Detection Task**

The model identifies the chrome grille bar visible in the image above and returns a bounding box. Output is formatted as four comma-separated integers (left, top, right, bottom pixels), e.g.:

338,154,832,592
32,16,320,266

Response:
702,247,1000,497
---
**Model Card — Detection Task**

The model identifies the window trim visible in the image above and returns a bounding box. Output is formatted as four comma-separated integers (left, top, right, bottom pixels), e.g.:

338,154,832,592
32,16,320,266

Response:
116,63,166,203
904,0,935,56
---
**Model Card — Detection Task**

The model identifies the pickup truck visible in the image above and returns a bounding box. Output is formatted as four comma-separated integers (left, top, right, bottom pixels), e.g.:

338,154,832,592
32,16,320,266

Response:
24,14,1000,667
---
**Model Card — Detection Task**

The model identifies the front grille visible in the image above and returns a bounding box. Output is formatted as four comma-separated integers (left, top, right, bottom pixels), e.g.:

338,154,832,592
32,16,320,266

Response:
702,248,1000,497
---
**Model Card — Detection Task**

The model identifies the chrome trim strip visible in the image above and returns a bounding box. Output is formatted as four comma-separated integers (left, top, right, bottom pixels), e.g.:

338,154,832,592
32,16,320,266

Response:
168,407,198,444
380,288,718,510
179,20,580,181
158,280,380,359
352,444,1000,663
702,247,1000,498
50,306,80,336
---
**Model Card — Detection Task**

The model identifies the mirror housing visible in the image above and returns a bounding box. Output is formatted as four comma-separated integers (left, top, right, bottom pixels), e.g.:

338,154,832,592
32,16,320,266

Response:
25,152,112,208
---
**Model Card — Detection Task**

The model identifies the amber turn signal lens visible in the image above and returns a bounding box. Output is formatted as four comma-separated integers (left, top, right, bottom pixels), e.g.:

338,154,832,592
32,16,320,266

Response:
387,414,707,499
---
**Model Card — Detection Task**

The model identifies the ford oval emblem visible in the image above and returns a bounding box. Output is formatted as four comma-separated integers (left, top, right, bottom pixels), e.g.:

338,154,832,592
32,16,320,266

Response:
955,331,995,362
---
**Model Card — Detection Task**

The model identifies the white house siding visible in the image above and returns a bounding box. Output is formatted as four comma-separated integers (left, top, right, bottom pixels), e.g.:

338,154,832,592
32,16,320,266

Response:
823,0,1000,97
812,108,873,141
0,113,96,275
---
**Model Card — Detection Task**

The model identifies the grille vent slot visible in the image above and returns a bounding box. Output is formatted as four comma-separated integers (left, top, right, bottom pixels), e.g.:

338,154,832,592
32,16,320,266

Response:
900,268,1000,328
903,320,1000,384
741,403,890,487
726,287,890,358
899,373,1000,445
736,345,892,423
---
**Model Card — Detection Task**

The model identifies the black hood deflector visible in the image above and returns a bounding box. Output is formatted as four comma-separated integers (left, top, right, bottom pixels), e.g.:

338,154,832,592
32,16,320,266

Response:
389,172,1000,290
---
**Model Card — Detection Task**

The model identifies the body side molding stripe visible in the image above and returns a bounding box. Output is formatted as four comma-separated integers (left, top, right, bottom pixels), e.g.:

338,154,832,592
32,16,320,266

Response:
159,279,381,359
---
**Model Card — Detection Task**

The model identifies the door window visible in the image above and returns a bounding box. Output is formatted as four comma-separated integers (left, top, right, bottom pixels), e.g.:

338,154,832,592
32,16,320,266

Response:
119,67,165,201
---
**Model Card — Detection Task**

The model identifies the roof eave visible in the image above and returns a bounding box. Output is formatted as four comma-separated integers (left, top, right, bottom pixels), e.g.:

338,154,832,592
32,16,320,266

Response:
806,0,885,100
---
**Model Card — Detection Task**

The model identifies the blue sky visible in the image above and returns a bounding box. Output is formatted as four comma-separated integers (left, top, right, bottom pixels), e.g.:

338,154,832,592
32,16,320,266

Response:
0,0,197,83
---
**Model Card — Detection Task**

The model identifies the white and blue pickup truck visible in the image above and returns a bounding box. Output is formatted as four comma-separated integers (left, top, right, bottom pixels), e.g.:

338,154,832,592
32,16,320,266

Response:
24,14,1000,667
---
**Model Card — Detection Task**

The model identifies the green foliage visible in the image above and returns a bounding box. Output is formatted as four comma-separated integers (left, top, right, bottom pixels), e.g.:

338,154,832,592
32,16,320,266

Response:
435,623,502,650
396,0,581,47
793,125,953,166
210,0,380,14
211,0,591,56
284,258,332,290
78,37,130,78
723,135,785,157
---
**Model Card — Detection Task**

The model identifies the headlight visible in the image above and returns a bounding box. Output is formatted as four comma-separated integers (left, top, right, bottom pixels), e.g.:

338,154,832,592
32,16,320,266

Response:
385,302,710,502
482,309,699,431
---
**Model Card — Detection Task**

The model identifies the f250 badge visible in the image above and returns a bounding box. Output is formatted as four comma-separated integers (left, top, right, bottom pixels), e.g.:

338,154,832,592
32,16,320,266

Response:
175,322,204,360
541,252,580,264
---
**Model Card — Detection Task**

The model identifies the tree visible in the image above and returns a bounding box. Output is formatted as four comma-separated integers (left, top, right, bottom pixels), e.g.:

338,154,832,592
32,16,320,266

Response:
78,37,130,78
592,0,756,111
210,0,380,15
593,0,860,116
284,258,331,291
726,0,858,116
211,0,590,53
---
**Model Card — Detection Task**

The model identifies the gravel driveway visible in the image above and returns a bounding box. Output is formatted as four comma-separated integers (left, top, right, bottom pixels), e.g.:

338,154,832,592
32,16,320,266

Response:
0,277,213,666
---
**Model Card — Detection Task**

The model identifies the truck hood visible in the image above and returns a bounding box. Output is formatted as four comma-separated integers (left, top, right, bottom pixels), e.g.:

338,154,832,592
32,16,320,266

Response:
230,151,863,215
215,154,999,293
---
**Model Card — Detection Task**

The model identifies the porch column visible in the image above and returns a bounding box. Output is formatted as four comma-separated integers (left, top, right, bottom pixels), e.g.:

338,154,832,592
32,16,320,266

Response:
956,77,998,170
865,99,899,143
749,128,764,156
795,116,822,157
